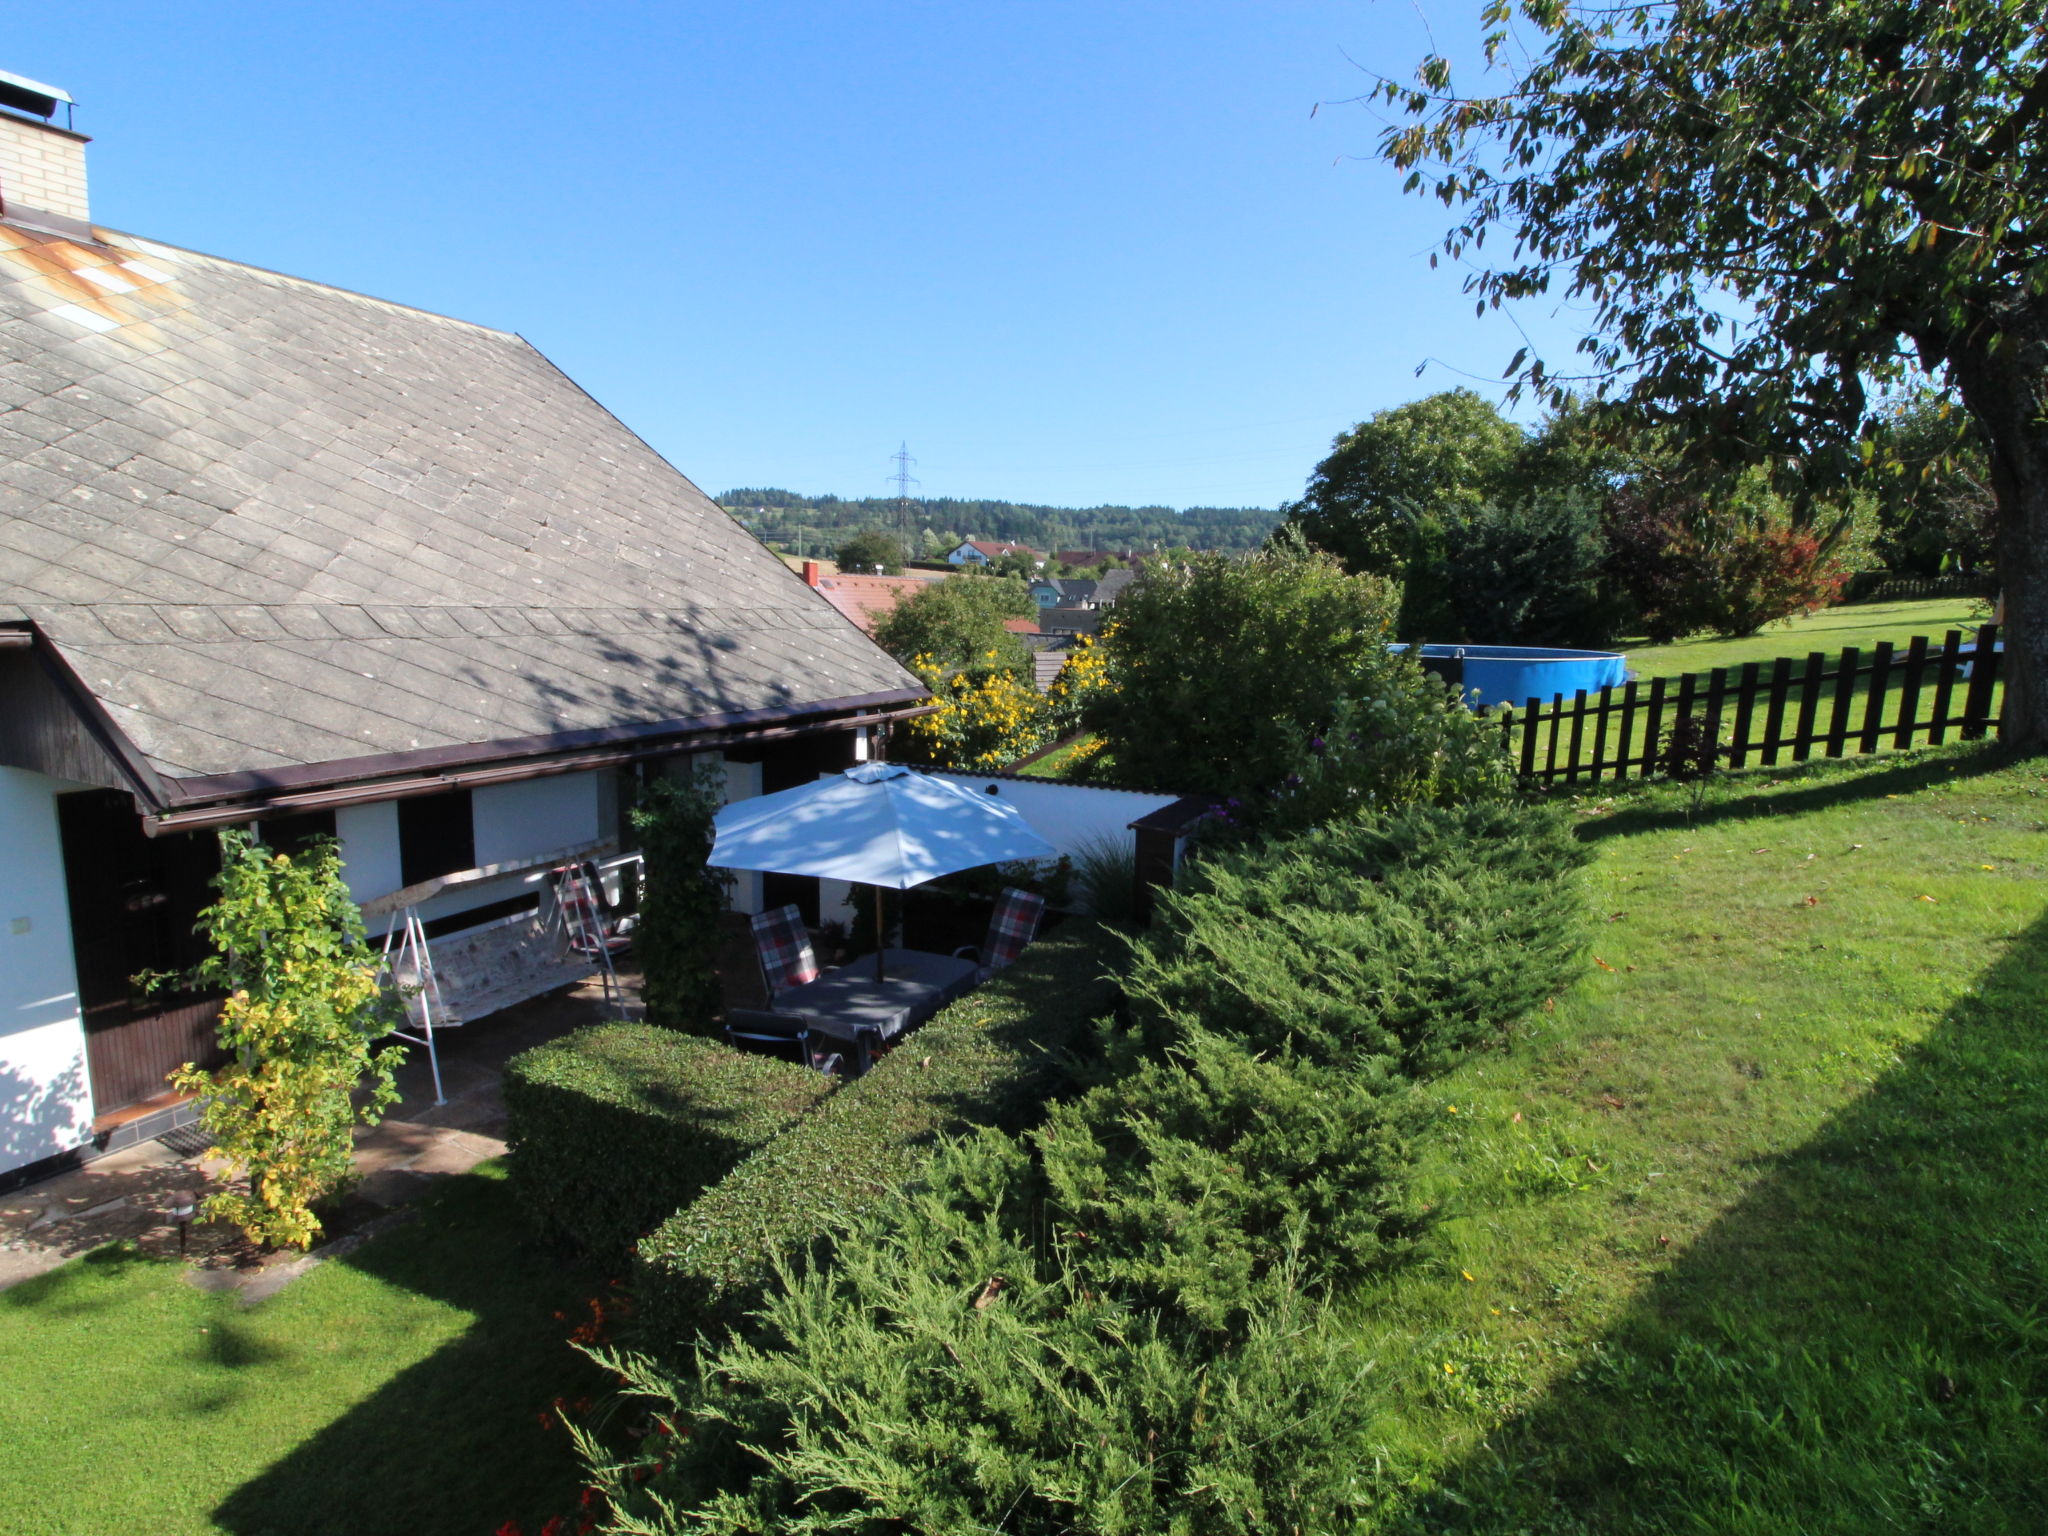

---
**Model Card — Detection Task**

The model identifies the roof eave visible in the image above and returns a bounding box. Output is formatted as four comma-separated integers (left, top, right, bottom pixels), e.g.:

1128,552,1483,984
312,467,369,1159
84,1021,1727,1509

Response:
153,685,934,814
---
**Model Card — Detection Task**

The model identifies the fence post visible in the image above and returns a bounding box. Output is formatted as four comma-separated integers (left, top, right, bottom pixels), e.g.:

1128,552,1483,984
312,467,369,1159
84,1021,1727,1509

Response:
1702,669,1729,770
1792,652,1826,762
1960,623,2000,740
1520,697,1541,778
1728,661,1760,769
1892,635,1929,750
1642,676,1670,779
1668,673,1698,776
1858,640,1895,754
1760,656,1793,766
1566,689,1589,784
1824,647,1860,758
1544,693,1564,782
1929,630,1964,744
1614,680,1640,783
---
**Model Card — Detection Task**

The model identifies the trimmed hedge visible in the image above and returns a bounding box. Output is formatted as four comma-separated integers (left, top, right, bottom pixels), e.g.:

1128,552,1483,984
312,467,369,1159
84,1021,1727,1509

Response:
634,924,1118,1346
504,1023,834,1257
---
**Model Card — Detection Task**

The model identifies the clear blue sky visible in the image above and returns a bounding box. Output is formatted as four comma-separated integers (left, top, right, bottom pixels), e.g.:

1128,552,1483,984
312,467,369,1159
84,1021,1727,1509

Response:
9,3,1577,511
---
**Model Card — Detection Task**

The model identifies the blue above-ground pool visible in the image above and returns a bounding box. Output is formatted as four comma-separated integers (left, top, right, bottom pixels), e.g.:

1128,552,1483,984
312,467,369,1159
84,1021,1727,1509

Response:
1405,644,1629,710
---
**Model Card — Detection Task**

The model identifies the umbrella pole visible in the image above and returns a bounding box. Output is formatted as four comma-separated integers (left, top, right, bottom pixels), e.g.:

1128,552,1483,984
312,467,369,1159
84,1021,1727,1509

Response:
874,885,886,982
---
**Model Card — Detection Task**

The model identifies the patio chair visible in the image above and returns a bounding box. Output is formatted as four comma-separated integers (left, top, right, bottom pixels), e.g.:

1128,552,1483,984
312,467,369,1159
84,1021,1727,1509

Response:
954,887,1046,981
724,1007,843,1075
553,861,631,1005
750,903,821,999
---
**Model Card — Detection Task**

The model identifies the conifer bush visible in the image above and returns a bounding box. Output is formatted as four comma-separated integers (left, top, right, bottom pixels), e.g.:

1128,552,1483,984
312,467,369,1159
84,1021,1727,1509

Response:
1039,1027,1426,1327
584,1132,1391,1536
1127,799,1590,1077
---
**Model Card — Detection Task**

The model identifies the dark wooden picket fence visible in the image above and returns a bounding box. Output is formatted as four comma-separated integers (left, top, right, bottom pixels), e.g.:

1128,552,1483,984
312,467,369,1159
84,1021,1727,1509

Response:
1499,625,2004,786
1839,570,1998,604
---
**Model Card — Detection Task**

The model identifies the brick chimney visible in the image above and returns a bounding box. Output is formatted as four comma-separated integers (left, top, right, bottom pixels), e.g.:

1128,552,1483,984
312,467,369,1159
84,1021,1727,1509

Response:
0,70,90,237
802,560,821,587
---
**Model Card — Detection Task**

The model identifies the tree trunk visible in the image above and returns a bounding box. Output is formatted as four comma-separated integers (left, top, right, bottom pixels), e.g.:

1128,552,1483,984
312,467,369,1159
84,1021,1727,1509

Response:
1948,320,2048,748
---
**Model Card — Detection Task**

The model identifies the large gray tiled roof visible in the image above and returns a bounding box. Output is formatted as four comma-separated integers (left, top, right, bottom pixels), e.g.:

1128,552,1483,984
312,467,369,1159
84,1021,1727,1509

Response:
0,218,920,788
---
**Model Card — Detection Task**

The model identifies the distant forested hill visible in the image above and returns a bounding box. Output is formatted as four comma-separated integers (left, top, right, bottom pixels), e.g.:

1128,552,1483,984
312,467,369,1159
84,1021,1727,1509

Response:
718,489,1281,556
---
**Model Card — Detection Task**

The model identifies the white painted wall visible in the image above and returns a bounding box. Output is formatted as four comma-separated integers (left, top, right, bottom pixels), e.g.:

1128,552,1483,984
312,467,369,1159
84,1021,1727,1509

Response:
920,771,1180,914
0,766,94,1177
340,771,608,937
713,755,765,914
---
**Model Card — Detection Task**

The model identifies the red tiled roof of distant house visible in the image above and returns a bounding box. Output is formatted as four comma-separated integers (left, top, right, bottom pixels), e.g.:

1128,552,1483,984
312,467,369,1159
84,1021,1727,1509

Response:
1002,617,1041,634
814,573,945,633
965,540,1037,558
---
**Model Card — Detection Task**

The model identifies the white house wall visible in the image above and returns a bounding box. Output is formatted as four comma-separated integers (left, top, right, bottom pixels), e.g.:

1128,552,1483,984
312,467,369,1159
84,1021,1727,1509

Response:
924,772,1179,913
0,766,94,1178
339,771,608,936
712,756,765,914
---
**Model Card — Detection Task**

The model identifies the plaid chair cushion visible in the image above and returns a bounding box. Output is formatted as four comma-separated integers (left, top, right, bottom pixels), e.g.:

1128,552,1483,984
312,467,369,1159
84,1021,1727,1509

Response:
751,904,820,995
981,887,1045,972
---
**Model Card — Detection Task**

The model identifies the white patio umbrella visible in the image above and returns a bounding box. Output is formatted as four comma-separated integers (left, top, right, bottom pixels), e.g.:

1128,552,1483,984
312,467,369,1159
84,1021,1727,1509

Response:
708,762,1057,979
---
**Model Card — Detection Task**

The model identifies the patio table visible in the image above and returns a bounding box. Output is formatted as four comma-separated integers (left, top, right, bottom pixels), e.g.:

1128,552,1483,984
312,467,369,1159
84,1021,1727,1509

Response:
762,947,978,1067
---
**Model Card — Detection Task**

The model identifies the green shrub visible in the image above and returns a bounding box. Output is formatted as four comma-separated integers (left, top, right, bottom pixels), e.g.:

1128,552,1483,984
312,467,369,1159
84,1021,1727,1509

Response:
585,1131,1390,1536
1128,799,1591,1077
633,924,1118,1347
503,1024,833,1257
1040,1027,1426,1328
631,768,732,1033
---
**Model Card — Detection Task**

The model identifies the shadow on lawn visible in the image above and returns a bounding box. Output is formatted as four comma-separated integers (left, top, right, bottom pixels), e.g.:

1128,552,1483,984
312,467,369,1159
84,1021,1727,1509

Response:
212,1170,612,1536
1410,910,2048,1533
1567,741,2027,847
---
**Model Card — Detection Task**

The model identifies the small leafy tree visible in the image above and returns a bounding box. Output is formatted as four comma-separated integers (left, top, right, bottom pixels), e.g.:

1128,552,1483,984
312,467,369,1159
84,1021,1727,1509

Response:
832,528,904,574
166,832,401,1251
632,767,733,1033
1092,530,1507,811
872,574,1035,674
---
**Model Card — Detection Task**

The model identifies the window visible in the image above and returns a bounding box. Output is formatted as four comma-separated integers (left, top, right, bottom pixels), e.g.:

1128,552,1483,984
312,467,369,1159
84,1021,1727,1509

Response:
397,789,476,888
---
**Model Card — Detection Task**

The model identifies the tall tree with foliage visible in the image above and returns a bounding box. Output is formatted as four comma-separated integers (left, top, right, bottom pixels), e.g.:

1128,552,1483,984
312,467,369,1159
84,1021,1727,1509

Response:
166,833,401,1251
1376,1,2048,739
871,574,1035,674
631,767,733,1033
1282,387,1525,577
832,528,904,574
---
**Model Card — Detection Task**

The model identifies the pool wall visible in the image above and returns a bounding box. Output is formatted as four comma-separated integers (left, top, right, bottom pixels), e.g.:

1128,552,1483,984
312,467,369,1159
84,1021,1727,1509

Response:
1407,645,1629,710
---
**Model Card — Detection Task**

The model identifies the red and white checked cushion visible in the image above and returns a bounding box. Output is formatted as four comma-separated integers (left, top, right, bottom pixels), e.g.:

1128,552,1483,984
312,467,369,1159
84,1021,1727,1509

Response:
981,887,1045,972
751,904,820,994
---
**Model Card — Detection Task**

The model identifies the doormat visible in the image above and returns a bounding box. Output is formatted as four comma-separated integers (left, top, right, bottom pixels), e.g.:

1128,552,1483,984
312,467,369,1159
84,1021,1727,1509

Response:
157,1125,216,1158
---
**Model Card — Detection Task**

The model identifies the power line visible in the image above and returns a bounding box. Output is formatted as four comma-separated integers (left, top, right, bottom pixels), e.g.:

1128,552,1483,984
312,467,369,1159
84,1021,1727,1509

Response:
887,441,922,545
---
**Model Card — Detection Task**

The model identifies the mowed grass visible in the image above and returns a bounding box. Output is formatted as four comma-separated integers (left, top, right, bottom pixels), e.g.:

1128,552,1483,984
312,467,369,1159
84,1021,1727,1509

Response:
1622,596,1989,679
0,1163,609,1536
1335,743,2048,1531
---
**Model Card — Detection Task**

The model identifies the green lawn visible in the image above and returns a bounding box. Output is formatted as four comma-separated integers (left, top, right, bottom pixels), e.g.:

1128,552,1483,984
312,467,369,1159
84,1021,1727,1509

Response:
0,1163,608,1536
1623,596,1990,679
1339,743,2048,1530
